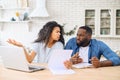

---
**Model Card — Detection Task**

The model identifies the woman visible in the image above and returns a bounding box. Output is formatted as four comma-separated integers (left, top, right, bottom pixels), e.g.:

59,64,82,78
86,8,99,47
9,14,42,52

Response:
7,21,65,63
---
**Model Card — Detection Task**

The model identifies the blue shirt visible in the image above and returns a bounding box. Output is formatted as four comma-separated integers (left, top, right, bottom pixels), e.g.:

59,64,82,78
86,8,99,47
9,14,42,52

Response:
65,37,120,66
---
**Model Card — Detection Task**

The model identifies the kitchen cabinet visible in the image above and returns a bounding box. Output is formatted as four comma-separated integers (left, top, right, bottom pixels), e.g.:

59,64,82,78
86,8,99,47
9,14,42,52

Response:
85,9,120,38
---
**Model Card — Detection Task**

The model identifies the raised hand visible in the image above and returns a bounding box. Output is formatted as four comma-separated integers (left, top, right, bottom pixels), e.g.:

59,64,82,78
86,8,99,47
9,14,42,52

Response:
7,39,23,47
70,52,83,64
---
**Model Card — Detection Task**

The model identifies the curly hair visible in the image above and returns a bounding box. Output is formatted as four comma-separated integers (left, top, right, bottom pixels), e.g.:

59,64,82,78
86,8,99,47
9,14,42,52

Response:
34,21,65,47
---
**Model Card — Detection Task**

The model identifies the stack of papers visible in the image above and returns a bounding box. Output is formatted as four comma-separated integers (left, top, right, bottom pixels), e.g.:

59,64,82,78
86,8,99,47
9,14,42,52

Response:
72,63,92,69
48,50,75,74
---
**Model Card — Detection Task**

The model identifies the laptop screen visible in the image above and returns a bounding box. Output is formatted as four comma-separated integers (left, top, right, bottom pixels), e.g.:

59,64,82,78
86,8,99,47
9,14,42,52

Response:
0,46,45,72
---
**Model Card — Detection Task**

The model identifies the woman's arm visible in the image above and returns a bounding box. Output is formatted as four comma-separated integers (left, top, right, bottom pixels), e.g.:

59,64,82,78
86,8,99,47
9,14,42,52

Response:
7,39,36,63
22,47,36,63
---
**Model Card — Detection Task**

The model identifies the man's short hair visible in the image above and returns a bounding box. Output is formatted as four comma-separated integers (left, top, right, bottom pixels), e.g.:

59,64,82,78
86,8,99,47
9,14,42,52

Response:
79,26,92,35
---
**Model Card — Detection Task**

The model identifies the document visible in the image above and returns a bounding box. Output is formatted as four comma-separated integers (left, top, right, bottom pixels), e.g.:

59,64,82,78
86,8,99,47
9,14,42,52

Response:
48,50,75,74
72,63,92,69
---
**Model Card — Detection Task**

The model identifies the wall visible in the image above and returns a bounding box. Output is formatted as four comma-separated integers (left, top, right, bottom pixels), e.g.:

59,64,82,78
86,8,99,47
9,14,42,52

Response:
0,0,120,50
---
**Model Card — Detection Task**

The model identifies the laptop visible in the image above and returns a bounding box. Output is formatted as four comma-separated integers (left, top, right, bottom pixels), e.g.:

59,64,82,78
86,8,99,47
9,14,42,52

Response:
0,46,45,72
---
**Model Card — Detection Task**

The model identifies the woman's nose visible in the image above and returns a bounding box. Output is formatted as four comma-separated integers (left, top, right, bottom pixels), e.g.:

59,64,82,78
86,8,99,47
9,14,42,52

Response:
59,32,61,35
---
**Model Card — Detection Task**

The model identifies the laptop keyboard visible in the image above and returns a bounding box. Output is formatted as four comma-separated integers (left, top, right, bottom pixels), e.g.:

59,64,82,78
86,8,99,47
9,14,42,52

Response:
28,66,45,70
29,67,37,70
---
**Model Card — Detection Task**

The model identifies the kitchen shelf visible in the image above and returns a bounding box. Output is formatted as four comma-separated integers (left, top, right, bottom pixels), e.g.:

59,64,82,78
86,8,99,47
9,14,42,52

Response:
0,20,32,31
0,6,32,31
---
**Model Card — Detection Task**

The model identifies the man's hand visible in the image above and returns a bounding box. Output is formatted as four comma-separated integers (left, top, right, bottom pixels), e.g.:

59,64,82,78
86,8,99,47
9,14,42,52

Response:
91,57,101,68
70,53,83,64
91,57,113,68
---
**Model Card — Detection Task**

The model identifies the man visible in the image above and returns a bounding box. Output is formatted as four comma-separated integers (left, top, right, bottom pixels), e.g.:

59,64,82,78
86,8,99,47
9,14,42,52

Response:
64,26,120,68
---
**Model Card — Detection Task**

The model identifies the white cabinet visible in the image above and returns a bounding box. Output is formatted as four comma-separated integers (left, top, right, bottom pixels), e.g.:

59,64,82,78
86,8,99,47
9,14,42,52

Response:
85,8,120,38
116,9,120,35
100,9,111,35
85,10,95,35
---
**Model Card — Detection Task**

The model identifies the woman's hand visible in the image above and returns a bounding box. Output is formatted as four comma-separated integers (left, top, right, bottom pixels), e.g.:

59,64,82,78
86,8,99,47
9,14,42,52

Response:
64,60,73,69
7,39,23,47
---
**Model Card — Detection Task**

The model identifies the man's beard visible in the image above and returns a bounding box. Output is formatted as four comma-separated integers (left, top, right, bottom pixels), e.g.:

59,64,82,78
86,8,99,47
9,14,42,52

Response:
77,38,89,47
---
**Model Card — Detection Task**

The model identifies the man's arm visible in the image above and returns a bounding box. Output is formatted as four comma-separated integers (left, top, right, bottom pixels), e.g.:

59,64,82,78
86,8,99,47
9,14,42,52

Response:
99,41,120,66
91,57,113,68
99,60,113,67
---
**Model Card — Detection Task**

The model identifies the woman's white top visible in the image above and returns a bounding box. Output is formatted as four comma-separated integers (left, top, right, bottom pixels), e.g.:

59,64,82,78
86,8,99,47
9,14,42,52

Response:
31,42,64,63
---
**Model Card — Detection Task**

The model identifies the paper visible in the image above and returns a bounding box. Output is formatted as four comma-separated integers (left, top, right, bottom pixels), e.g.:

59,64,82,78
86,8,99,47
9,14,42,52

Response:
48,50,75,74
72,63,92,69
